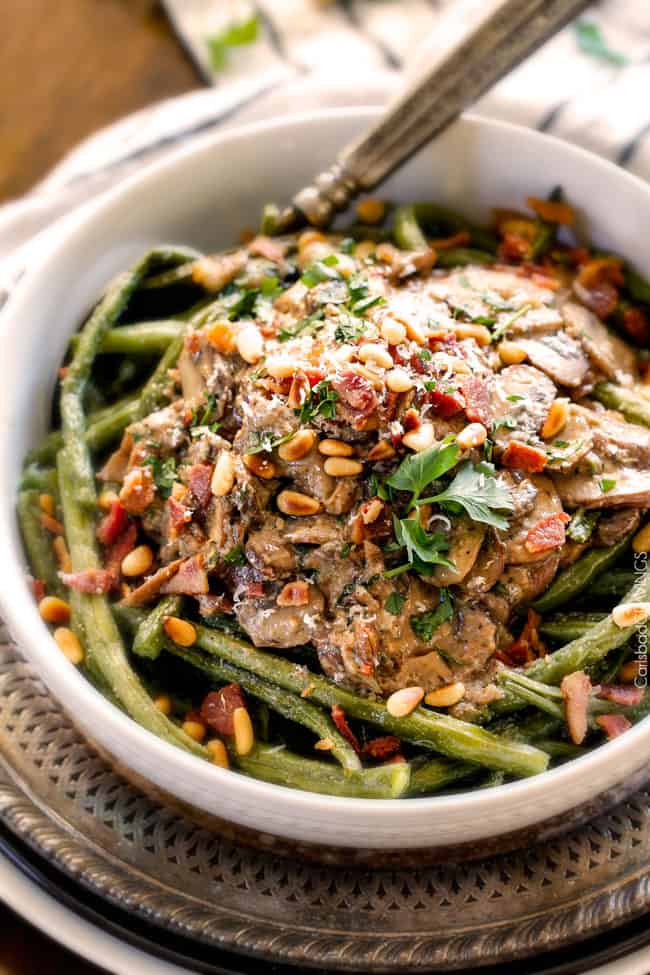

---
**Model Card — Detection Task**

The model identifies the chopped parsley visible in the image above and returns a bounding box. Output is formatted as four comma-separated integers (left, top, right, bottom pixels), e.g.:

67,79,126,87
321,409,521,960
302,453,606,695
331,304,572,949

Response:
206,15,259,72
301,257,340,288
384,592,406,616
574,20,628,66
297,380,339,424
189,393,221,435
471,314,497,327
491,302,533,343
278,309,325,342
143,456,177,499
223,543,247,566
340,237,356,255
567,509,599,544
506,394,524,403
599,478,617,494
410,589,454,642
227,287,260,321
391,516,453,573
490,416,517,435
339,542,352,559
346,276,386,315
245,430,294,455
334,313,367,344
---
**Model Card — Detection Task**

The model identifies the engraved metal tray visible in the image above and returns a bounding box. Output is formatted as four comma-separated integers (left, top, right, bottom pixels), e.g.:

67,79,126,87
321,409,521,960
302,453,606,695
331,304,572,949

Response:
0,630,649,973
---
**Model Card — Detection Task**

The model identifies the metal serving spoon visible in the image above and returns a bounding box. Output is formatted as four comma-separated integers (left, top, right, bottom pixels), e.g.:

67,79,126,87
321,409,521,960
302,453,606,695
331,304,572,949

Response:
275,0,591,232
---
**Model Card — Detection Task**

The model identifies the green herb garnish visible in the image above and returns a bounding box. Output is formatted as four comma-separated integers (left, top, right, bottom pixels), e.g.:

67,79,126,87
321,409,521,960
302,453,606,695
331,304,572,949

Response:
386,440,460,504
574,20,628,66
206,15,259,72
298,380,340,424
278,309,325,342
224,543,247,566
567,508,599,544
418,460,513,530
384,592,406,616
599,478,617,493
143,456,177,499
410,589,454,641
301,259,340,288
334,313,367,344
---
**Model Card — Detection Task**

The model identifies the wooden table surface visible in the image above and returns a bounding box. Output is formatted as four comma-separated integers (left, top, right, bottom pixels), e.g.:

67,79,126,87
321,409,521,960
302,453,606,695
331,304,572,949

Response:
1,3,200,971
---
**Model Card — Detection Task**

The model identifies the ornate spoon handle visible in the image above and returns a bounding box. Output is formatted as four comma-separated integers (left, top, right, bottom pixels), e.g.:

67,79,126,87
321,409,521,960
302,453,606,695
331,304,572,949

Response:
280,0,590,229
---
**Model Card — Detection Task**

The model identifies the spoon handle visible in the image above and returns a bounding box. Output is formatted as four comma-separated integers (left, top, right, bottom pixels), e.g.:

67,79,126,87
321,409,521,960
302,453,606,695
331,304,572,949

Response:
286,0,591,228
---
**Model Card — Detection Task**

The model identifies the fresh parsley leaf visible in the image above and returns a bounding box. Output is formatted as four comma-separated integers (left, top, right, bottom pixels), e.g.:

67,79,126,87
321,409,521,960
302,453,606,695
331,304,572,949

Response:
245,430,294,455
224,543,247,566
143,456,177,499
418,348,432,363
506,394,524,402
190,393,220,432
261,276,282,298
298,381,339,423
420,460,513,530
574,20,628,66
490,416,517,434
334,313,367,344
206,15,259,72
387,440,460,503
227,287,260,321
384,592,406,616
599,477,617,493
301,260,340,288
340,542,352,559
567,508,599,544
410,589,454,642
351,294,385,314
340,237,355,255
393,516,454,568
278,309,325,342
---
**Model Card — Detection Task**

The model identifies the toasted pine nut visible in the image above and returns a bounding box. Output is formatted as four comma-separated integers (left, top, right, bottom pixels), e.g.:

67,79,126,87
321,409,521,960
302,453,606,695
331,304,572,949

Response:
386,368,414,393
367,440,396,461
39,596,70,625
39,493,55,516
207,739,230,768
402,421,435,453
121,544,154,577
233,707,255,756
266,356,298,379
404,320,428,346
278,429,316,461
206,321,237,354
324,457,363,477
457,423,487,450
52,536,72,574
619,660,641,683
386,686,424,718
236,323,264,364
354,240,376,261
356,198,385,224
381,317,407,345
358,343,393,370
243,453,277,480
54,627,84,665
612,602,650,628
97,489,119,512
498,340,527,365
452,322,492,346
352,363,384,388
277,580,310,607
153,694,173,715
424,682,466,708
277,490,321,517
298,229,326,249
318,438,354,458
182,720,207,742
361,498,383,524
375,242,399,265
163,616,197,647
211,451,235,497
314,737,334,752
541,398,569,440
632,523,650,553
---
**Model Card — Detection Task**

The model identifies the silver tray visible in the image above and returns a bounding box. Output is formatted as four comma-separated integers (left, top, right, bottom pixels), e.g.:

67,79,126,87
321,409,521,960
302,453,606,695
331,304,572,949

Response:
0,630,648,973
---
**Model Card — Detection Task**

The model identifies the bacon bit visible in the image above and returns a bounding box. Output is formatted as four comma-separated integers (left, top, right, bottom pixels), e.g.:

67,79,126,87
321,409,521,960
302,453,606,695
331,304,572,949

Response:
527,197,575,225
304,367,326,388
121,558,183,606
276,581,310,607
331,704,361,754
31,578,46,602
40,513,65,535
576,279,619,320
596,713,632,740
597,684,644,707
246,581,265,598
383,754,407,765
409,352,427,375
119,466,155,515
161,554,209,596
429,230,471,250
425,387,464,418
621,306,650,345
362,736,401,760
524,512,570,554
499,233,531,262
96,501,128,546
402,408,421,433
561,670,592,745
380,390,400,424
575,257,624,320
331,371,377,417
104,522,138,577
501,440,548,473
201,684,247,737
462,376,491,426
167,496,193,537
60,568,115,594
506,608,546,665
187,463,214,510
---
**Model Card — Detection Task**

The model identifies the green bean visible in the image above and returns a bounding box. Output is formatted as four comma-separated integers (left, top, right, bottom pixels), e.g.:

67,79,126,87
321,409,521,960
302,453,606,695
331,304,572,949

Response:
396,203,498,252
393,205,428,251
339,223,390,243
260,203,280,236
434,247,494,268
538,612,607,643
593,382,650,429
532,535,631,613
166,644,361,771
500,678,565,720
133,595,182,660
624,267,650,304
19,465,59,494
140,262,197,290
112,604,146,635
408,757,476,796
535,740,585,760
56,451,206,757
17,490,63,597
189,626,549,777
26,394,140,466
588,569,635,600
70,321,182,357
235,744,409,799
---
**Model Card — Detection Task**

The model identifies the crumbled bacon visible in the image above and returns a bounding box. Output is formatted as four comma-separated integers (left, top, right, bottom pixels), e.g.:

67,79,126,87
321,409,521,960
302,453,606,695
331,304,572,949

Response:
288,371,310,409
331,704,361,753
575,257,624,320
597,684,644,707
425,387,464,418
167,496,192,537
596,713,632,740
462,376,491,426
362,736,401,760
506,608,546,665
402,408,421,433
501,441,548,473
31,578,46,602
104,522,138,577
161,554,209,595
187,464,213,510
561,670,592,745
201,684,247,736
331,371,377,417
524,512,570,553
621,306,650,345
60,568,115,594
96,501,128,546
246,581,265,597
119,466,155,515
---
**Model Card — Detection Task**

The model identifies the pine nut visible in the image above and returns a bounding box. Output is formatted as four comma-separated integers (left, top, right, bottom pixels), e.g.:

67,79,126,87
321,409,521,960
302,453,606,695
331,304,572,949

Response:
233,707,255,756
182,720,207,742
402,421,435,452
354,240,376,261
619,660,641,683
424,682,466,708
324,457,363,477
314,737,334,751
243,453,277,480
53,627,84,665
352,363,384,388
97,489,119,512
633,523,650,553
39,596,70,625
211,451,235,497
298,229,326,249
318,438,354,457
52,536,72,574
457,423,487,450
153,694,173,715
163,616,197,646
452,323,492,346
612,602,650,628
207,739,230,768
367,440,396,461
386,686,424,717
361,498,383,524
278,429,316,461
206,321,237,354
356,198,385,224
497,340,527,365
266,356,298,379
381,317,407,345
236,323,264,364
404,320,428,346
121,544,154,577
358,343,393,370
39,493,55,516
386,368,414,393
541,398,569,440
277,490,322,516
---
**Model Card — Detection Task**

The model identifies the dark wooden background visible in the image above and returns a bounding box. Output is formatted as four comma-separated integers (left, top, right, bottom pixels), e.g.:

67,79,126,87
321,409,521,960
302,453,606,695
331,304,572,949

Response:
1,2,200,970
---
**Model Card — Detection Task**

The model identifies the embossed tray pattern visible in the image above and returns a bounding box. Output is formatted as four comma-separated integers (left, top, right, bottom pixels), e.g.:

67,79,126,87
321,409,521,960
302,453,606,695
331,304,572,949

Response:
0,633,648,972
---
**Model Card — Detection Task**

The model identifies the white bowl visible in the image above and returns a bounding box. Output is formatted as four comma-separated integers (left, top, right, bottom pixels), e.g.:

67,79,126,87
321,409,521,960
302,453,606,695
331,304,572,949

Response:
1,109,649,853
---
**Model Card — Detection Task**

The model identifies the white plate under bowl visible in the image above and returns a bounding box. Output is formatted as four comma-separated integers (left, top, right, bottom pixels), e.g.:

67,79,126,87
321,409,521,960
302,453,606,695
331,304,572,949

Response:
0,108,648,851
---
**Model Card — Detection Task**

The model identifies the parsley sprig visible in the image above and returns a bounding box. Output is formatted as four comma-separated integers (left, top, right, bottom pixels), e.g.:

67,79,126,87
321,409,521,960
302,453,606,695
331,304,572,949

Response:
297,381,339,424
418,460,513,530
410,589,454,642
